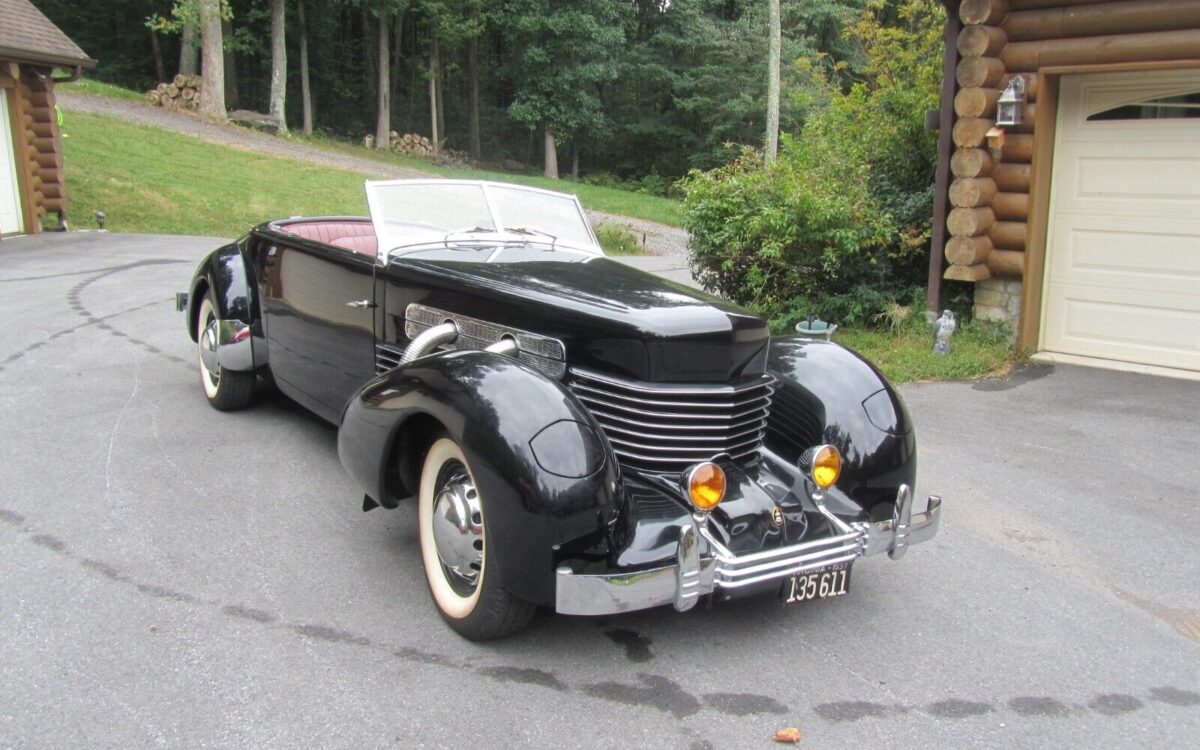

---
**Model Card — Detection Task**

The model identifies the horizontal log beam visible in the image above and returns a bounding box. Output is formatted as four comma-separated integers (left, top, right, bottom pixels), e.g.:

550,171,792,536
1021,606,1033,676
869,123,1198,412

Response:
32,136,56,154
949,207,996,237
987,249,1024,278
1002,29,1200,72
944,263,992,282
952,148,996,178
961,0,1009,26
950,177,998,207
1005,0,1200,42
43,198,65,213
35,152,60,169
31,121,54,138
953,117,995,148
993,162,1031,191
955,87,1000,118
957,56,1007,87
946,235,994,266
1001,133,1034,163
38,183,63,200
1009,0,1120,9
958,25,1008,57
993,191,1030,221
988,220,1027,250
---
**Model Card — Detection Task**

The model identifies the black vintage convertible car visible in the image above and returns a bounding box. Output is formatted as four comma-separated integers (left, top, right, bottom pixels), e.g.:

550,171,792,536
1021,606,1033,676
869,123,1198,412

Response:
185,179,941,640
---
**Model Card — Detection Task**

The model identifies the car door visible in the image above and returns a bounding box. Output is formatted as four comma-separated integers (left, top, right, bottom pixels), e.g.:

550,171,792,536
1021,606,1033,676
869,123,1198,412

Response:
256,232,377,422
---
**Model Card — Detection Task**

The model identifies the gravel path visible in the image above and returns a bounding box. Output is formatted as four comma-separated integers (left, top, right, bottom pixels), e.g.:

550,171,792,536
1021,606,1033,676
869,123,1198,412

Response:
57,92,690,257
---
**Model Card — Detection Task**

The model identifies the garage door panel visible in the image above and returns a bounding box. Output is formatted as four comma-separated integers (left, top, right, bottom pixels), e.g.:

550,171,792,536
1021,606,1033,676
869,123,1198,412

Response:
1048,222,1200,292
1045,298,1200,370
1072,156,1200,203
1041,69,1200,372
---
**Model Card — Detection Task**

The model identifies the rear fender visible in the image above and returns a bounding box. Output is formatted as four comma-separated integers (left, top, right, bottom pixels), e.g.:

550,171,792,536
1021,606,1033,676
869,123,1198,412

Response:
186,239,264,371
338,350,619,606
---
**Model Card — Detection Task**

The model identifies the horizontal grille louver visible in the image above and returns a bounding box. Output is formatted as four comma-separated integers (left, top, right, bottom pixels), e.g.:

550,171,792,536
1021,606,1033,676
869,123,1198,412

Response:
567,369,775,474
375,343,405,374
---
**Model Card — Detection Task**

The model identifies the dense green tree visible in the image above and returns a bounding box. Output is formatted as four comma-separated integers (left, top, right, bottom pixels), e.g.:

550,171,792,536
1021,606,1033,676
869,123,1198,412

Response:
499,0,625,178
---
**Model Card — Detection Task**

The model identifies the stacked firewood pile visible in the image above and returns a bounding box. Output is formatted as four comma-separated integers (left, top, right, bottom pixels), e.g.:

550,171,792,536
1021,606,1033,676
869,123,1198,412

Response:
364,131,472,168
145,74,202,111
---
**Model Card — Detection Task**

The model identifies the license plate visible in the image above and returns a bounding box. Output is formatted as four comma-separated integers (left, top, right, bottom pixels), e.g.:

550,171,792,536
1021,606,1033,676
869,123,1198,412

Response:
781,562,852,605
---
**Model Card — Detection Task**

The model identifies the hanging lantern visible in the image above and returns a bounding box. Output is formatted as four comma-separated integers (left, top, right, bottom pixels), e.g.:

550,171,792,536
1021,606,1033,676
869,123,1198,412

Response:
996,76,1027,127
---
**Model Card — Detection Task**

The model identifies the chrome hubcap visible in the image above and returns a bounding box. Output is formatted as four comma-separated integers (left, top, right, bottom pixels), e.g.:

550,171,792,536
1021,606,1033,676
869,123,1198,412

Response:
431,467,483,595
200,318,220,382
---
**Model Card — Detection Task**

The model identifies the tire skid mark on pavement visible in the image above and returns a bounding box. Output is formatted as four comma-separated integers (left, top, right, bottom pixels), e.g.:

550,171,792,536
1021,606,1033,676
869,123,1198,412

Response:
0,258,185,284
2,505,1198,726
0,259,190,375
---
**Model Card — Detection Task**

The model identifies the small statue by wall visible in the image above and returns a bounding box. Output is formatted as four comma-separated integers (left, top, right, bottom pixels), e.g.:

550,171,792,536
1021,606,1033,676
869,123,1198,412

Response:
932,310,956,355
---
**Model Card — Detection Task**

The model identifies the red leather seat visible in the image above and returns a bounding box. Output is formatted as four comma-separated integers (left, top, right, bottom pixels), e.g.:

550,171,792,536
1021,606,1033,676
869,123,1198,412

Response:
278,220,378,258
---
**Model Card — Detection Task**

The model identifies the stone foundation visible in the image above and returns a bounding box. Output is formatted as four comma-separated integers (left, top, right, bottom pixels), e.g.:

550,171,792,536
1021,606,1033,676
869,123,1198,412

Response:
973,278,1022,328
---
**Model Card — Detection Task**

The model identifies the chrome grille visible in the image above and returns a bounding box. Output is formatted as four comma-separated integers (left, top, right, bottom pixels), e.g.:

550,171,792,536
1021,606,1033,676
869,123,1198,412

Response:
375,343,405,374
567,368,775,474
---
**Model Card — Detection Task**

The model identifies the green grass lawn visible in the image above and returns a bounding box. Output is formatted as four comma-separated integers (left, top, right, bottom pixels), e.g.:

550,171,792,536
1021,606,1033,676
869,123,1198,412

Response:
834,322,1016,383
61,78,682,227
62,112,370,236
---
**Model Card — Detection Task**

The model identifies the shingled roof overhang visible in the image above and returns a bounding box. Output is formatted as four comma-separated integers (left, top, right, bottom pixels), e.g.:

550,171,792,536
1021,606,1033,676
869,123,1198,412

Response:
0,0,96,70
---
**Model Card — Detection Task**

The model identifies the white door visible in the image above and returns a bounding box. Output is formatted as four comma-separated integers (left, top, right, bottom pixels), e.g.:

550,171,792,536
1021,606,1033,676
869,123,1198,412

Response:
1041,68,1200,372
0,90,25,235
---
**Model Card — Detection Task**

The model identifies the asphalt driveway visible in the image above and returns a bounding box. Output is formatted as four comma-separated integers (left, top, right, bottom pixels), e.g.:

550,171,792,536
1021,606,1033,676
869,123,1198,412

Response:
1,232,1197,749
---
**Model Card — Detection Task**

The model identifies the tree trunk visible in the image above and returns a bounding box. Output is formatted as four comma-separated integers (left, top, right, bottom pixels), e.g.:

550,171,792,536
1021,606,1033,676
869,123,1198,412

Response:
468,34,481,161
375,12,390,148
268,0,287,134
435,46,445,149
149,28,165,82
390,13,404,125
221,17,238,109
179,22,198,76
543,127,559,179
428,38,440,150
298,0,312,134
198,0,226,120
764,0,781,165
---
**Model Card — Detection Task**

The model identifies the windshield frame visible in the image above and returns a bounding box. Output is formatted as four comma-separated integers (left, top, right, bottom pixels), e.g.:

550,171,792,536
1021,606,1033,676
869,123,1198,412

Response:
363,179,602,261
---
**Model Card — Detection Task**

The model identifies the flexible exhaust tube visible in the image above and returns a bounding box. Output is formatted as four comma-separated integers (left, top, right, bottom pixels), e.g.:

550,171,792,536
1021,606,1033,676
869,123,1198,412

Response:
484,338,519,357
400,322,458,365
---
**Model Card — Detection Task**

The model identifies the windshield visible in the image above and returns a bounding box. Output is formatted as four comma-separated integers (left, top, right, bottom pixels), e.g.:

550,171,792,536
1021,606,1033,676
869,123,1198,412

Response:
364,179,599,257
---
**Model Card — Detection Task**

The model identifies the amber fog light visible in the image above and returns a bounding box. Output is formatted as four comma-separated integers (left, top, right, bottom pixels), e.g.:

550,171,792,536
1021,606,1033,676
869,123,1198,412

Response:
802,444,842,491
683,462,726,512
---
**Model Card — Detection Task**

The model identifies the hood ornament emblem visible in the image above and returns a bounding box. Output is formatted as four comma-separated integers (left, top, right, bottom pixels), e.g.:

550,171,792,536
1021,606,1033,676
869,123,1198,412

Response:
770,506,784,527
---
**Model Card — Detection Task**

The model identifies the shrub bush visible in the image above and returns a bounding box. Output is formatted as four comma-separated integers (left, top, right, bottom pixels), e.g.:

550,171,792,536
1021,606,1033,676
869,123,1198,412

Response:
680,0,946,328
594,223,642,255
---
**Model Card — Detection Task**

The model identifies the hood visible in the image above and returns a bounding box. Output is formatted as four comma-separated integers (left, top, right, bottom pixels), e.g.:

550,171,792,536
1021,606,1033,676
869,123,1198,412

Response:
390,256,770,383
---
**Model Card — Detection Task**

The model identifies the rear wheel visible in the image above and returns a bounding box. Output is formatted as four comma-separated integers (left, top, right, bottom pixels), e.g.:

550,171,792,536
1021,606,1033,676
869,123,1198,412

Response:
196,292,255,411
417,437,535,640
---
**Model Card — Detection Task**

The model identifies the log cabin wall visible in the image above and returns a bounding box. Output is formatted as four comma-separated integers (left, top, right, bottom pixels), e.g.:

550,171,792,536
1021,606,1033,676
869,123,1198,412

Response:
0,61,66,234
937,0,1200,341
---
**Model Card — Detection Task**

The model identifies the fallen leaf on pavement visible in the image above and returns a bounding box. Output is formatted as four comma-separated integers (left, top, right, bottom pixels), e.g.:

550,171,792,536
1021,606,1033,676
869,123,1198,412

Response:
772,726,802,744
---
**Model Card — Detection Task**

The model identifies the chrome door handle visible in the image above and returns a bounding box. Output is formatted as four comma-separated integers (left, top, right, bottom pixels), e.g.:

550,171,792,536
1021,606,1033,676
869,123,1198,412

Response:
346,299,374,309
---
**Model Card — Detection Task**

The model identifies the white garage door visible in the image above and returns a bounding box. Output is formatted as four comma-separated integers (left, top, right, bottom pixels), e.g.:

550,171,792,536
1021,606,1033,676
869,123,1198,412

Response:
1041,68,1200,372
1,91,25,235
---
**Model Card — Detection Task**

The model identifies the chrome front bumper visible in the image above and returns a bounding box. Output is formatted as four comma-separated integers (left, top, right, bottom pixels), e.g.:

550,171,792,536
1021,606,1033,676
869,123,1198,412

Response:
555,484,941,616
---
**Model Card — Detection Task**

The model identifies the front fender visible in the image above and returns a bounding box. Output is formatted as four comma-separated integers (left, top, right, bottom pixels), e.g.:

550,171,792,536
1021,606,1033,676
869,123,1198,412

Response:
338,350,620,606
186,238,264,371
766,337,917,519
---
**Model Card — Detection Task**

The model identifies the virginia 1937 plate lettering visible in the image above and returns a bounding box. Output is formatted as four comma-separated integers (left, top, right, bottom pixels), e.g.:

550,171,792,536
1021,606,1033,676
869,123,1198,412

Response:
781,562,852,605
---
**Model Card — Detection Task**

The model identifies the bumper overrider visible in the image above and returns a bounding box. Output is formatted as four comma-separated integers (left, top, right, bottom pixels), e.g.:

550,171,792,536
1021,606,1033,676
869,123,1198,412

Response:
555,484,941,616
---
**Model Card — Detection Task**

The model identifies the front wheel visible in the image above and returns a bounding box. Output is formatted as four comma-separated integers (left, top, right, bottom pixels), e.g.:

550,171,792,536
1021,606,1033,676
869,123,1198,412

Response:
418,437,535,640
196,292,255,411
